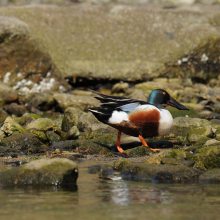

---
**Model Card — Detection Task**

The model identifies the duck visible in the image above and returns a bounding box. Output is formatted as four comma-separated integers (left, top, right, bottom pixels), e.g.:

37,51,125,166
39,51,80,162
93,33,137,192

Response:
88,89,189,153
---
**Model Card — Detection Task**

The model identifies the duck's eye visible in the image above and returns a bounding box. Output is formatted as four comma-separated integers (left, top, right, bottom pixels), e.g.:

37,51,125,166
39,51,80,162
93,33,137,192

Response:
163,92,166,95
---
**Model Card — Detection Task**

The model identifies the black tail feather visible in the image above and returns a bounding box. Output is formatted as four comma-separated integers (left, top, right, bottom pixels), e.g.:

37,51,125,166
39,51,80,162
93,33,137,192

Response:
88,108,112,124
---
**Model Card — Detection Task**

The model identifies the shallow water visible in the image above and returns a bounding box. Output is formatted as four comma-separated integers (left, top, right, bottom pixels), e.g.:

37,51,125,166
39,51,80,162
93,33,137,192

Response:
0,160,220,220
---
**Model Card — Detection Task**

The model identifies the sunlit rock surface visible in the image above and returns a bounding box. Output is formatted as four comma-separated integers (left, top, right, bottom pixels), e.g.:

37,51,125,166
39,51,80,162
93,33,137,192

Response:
0,158,78,186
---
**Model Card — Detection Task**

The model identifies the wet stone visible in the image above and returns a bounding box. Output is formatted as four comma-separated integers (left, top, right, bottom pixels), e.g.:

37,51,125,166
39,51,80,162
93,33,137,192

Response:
0,158,78,186
46,131,61,144
1,116,26,135
0,132,44,150
187,126,214,143
121,163,200,183
112,159,131,171
87,164,113,178
0,108,8,127
15,113,37,126
124,146,151,157
198,168,220,183
61,107,84,132
5,103,26,117
170,117,211,137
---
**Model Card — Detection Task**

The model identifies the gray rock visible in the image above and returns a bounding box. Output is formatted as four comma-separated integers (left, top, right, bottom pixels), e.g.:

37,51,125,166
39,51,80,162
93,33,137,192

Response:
121,163,200,183
15,113,38,126
0,5,220,81
46,131,62,144
0,82,18,106
0,158,78,186
1,117,26,135
53,93,99,112
0,108,8,127
170,117,211,137
66,126,80,140
199,168,220,183
0,16,70,93
0,132,43,150
187,126,214,143
112,82,129,93
61,107,84,132
26,118,60,133
5,103,26,117
204,139,220,146
25,92,55,111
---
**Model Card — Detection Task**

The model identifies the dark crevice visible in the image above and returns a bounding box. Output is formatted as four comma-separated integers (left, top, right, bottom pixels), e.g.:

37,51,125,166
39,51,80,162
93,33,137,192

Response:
65,76,147,90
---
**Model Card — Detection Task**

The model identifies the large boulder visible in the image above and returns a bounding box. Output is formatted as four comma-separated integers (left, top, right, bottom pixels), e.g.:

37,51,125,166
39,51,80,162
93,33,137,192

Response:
0,16,70,93
0,158,78,186
0,5,219,81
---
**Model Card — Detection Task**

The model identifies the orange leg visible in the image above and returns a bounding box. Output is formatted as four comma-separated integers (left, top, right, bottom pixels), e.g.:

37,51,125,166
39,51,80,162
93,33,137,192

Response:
117,131,124,153
138,135,161,152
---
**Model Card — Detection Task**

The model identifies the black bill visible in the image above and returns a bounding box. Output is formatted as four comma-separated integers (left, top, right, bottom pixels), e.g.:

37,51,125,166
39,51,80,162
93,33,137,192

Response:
167,97,189,110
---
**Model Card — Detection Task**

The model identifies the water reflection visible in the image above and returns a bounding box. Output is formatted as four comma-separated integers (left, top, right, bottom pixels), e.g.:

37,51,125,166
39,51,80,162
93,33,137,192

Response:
109,179,173,206
111,180,130,205
1,161,220,220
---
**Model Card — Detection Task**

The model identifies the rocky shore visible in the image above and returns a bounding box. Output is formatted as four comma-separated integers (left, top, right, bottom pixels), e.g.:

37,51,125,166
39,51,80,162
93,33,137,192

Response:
0,0,220,186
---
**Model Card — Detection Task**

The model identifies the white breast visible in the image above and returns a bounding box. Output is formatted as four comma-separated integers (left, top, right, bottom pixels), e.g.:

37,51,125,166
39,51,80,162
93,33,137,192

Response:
158,109,173,136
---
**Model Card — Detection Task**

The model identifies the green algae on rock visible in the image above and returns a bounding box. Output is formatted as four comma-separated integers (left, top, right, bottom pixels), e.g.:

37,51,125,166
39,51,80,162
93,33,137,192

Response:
112,159,131,171
121,163,200,183
123,146,151,157
54,93,99,112
26,118,61,134
170,117,211,137
0,108,8,127
46,131,62,144
198,168,220,183
0,132,44,150
1,116,26,135
61,107,84,132
187,126,214,143
0,158,78,186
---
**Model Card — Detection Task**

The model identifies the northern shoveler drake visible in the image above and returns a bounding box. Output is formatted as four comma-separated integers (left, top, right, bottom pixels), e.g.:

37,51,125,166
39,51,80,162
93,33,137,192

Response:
88,89,189,153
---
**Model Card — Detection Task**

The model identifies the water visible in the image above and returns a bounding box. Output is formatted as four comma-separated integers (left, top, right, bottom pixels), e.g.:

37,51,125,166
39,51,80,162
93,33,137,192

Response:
0,160,220,220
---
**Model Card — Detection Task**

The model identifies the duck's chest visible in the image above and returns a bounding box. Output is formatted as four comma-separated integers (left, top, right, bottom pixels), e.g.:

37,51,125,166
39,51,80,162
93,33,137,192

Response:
128,106,173,137
157,109,173,136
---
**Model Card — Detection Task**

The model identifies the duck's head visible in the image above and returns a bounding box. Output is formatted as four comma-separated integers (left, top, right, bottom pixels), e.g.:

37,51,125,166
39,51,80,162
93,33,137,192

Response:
148,89,189,110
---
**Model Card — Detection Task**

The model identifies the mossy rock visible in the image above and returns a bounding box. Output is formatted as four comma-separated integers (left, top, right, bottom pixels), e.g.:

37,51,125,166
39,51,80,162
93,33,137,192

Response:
28,129,48,142
145,149,172,164
65,126,80,140
194,136,212,146
26,118,61,134
186,146,220,170
160,158,182,165
187,126,213,143
46,131,62,144
170,117,211,137
87,164,113,178
51,133,115,155
169,149,186,160
112,159,131,171
199,168,220,183
167,105,199,118
77,145,112,156
0,108,8,127
61,107,84,132
123,146,151,157
0,132,43,150
204,139,220,147
0,158,78,186
196,145,220,156
121,163,200,183
1,116,26,134
14,113,36,126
